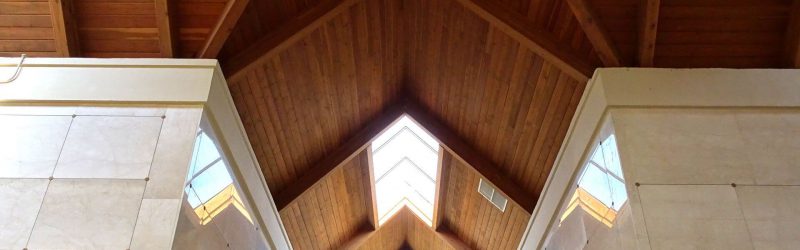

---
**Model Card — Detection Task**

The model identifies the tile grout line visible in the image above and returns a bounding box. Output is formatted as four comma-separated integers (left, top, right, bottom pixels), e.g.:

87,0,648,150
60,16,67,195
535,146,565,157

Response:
23,114,75,249
635,184,654,250
731,185,757,250
127,115,167,249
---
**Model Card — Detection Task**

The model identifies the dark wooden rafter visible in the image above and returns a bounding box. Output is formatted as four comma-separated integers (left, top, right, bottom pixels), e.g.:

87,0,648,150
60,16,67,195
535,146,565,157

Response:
222,0,361,80
637,0,660,67
48,0,80,57
197,0,250,58
566,0,624,67
154,0,177,58
785,0,800,67
403,101,537,213
453,0,593,82
273,102,404,211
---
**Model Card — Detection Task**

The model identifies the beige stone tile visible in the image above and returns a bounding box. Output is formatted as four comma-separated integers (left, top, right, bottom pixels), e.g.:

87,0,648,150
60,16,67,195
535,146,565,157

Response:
129,199,182,250
75,106,166,117
0,115,71,178
27,179,145,249
0,179,49,249
54,116,163,179
736,186,800,250
212,205,267,250
0,105,76,116
144,107,203,199
613,109,755,185
734,112,800,185
638,185,753,250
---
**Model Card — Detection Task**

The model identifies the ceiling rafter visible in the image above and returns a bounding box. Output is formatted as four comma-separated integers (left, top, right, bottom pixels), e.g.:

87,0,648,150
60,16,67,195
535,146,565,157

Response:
48,0,80,57
154,0,178,58
222,0,361,80
403,101,537,214
453,0,593,82
785,0,800,67
566,0,624,67
272,102,404,211
197,0,250,58
638,0,660,67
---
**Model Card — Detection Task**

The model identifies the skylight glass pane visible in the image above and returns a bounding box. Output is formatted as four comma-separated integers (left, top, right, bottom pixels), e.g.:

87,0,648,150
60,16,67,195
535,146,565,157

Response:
601,135,624,179
578,164,613,208
189,133,221,176
372,115,439,227
190,160,233,205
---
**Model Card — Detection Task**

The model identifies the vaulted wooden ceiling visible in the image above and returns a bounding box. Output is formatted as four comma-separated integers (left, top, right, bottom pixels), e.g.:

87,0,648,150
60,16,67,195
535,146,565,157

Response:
3,0,799,249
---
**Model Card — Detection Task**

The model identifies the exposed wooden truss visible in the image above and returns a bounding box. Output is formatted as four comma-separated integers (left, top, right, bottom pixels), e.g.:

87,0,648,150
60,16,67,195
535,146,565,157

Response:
453,0,594,82
637,0,660,67
154,0,177,58
197,0,250,58
566,0,624,67
222,0,361,80
786,0,800,67
48,0,79,57
272,102,404,211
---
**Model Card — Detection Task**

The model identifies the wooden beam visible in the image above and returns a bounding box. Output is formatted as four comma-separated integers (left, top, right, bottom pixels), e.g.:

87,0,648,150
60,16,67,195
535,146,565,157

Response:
197,0,250,58
403,101,537,213
49,0,80,57
785,0,800,67
222,0,361,80
273,102,404,211
637,0,660,67
566,0,624,67
431,148,449,230
154,0,177,58
453,0,593,82
364,146,379,230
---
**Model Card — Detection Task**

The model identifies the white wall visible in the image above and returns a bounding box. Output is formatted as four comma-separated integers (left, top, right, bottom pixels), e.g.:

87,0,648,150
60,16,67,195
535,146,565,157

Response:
0,105,202,249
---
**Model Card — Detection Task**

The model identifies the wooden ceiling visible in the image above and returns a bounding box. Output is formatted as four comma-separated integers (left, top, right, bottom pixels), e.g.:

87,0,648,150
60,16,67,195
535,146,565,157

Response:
4,0,800,249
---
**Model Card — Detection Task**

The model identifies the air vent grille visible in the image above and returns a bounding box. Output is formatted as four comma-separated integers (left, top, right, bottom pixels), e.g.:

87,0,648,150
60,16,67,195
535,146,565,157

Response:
478,179,507,212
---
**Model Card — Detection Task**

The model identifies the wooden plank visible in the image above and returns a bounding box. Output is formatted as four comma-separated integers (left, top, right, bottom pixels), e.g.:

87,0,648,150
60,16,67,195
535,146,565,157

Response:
222,0,361,80
48,0,79,56
436,226,471,250
403,101,537,213
638,0,660,67
431,147,449,230
196,0,249,58
273,102,404,211
453,0,593,82
340,228,376,250
154,0,177,57
566,0,624,67
785,0,800,67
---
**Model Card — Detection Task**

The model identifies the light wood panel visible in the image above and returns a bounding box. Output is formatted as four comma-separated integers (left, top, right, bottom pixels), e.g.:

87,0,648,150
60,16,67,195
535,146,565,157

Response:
280,150,373,250
406,212,459,250
356,207,407,250
0,0,59,57
405,0,585,199
226,0,403,197
441,151,531,250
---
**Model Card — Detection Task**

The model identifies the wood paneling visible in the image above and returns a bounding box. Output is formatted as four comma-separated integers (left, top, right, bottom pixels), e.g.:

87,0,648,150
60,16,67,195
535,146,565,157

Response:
0,0,59,57
280,150,373,250
406,212,458,250
441,151,531,250
176,0,227,57
357,207,407,250
405,0,585,199
227,0,403,196
73,0,160,57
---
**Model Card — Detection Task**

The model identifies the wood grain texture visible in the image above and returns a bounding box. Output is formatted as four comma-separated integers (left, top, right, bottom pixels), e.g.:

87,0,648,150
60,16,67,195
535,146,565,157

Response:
196,0,248,58
356,207,407,250
0,0,60,57
49,0,80,56
441,151,532,250
280,150,373,250
566,0,624,66
637,0,660,66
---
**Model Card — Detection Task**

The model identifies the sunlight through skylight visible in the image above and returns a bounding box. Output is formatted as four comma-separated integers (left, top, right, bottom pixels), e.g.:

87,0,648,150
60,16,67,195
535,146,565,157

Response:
372,115,439,227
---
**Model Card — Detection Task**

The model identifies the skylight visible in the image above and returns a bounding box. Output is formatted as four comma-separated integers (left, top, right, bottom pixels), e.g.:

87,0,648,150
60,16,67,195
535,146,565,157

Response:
372,115,439,227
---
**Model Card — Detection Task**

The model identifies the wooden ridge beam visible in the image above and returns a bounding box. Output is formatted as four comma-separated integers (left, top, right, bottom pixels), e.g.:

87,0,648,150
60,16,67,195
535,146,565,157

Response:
637,0,660,67
273,102,404,211
453,0,593,82
785,0,800,67
403,101,537,213
566,0,624,67
154,0,178,58
197,0,250,58
222,0,361,80
49,0,80,57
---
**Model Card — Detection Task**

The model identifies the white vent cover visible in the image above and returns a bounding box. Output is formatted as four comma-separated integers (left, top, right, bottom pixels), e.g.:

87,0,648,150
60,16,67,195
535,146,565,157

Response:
478,178,507,212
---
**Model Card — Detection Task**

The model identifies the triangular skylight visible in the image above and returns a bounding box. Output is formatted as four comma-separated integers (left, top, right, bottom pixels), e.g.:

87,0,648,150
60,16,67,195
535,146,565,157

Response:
371,115,439,227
